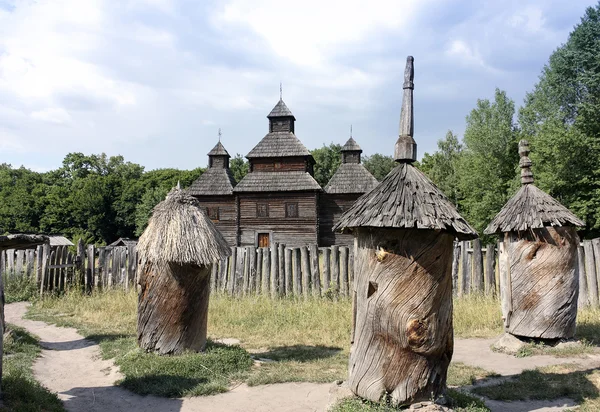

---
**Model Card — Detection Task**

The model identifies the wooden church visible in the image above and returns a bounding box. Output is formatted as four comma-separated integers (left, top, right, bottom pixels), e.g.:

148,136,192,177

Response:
188,98,378,247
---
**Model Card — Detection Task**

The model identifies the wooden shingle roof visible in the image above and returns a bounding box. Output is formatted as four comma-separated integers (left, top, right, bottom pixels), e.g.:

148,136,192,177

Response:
324,163,378,194
268,99,295,119
333,163,477,239
208,141,230,156
246,132,312,158
341,137,362,152
187,168,236,196
484,140,584,234
233,171,321,192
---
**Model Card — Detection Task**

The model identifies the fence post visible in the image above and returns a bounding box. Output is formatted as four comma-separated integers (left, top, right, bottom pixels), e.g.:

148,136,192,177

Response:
262,248,270,295
340,246,349,297
270,243,279,299
578,244,588,307
228,248,237,296
485,244,496,296
35,245,43,285
592,239,600,304
278,244,286,296
243,247,252,296
39,244,49,297
255,248,263,294
248,247,257,295
285,248,292,296
293,248,301,296
310,244,321,297
472,238,484,294
584,241,598,306
322,247,331,292
301,246,311,300
451,242,460,295
460,241,470,295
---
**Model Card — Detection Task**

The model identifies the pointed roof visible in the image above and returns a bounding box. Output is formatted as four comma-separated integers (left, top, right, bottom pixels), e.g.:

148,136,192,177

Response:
333,163,477,239
324,163,378,194
233,171,321,192
208,141,230,156
341,137,362,152
187,168,236,196
246,132,311,158
484,140,584,234
267,99,295,119
334,56,477,240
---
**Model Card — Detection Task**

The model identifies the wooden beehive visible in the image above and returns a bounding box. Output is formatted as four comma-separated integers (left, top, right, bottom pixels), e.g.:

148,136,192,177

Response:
334,56,477,406
484,140,584,339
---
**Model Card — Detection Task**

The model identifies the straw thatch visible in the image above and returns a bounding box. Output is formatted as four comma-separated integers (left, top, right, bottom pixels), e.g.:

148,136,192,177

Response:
333,163,477,240
138,188,231,266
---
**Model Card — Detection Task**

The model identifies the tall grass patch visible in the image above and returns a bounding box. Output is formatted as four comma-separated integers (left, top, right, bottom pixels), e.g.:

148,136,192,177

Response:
453,295,503,338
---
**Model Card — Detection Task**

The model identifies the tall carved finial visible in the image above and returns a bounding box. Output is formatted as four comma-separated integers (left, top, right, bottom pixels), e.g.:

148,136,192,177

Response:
280,82,283,100
519,140,534,185
395,56,416,163
176,180,181,190
350,124,353,138
218,128,222,142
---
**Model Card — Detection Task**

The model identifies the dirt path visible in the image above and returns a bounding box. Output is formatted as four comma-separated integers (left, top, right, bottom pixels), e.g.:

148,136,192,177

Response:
6,302,332,412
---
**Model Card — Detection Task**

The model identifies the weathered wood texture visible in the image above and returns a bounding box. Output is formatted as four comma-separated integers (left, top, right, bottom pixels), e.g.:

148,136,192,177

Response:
138,263,211,354
504,227,579,339
348,229,454,406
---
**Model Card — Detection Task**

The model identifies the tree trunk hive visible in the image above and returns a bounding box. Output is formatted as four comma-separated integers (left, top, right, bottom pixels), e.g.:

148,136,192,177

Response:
334,56,477,406
137,188,231,354
485,140,584,340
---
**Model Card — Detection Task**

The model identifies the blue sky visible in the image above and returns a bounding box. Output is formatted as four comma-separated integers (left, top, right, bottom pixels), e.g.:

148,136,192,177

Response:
0,0,596,172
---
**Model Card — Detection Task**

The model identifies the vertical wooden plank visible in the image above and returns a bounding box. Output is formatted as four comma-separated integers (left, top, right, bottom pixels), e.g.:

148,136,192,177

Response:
293,248,302,296
235,247,245,297
15,250,24,278
127,244,136,288
121,248,128,291
331,245,340,295
285,248,293,296
262,248,270,295
36,245,43,285
97,248,106,289
270,243,279,299
322,247,331,292
310,244,321,297
25,250,34,279
592,239,600,304
219,257,229,294
49,248,57,291
60,246,68,292
460,241,469,296
485,244,496,296
340,246,349,297
76,239,85,287
0,251,5,297
301,246,310,299
499,237,512,329
255,248,263,295
87,244,95,293
247,247,256,295
348,249,354,285
278,243,286,296
451,242,460,296
39,244,49,296
472,238,484,294
578,244,588,307
6,250,14,279
211,264,218,292
584,241,598,307
227,248,237,296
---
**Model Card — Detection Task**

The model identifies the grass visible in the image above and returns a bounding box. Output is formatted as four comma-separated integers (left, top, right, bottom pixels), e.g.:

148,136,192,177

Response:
512,339,596,358
0,325,64,412
447,362,500,386
329,389,489,411
3,273,39,303
473,363,600,409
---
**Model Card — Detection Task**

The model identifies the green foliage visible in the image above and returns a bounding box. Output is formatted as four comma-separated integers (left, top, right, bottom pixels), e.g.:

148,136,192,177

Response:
420,130,463,206
363,153,396,181
311,143,342,187
1,325,65,412
134,186,169,236
229,154,249,183
519,3,600,237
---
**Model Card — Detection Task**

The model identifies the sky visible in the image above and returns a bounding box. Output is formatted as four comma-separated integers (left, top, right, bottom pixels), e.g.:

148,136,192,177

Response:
0,0,597,172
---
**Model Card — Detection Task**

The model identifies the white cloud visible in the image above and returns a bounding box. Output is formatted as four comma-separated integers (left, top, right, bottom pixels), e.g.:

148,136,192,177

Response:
510,6,546,33
30,107,72,124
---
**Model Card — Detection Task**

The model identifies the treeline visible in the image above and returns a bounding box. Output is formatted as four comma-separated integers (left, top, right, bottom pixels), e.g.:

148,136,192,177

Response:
420,4,600,241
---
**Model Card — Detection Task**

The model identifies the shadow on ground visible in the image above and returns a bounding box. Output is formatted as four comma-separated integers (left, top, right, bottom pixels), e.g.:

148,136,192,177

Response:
251,345,342,362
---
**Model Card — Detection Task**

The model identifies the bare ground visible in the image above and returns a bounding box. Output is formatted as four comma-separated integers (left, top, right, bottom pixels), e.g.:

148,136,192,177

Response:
6,301,600,412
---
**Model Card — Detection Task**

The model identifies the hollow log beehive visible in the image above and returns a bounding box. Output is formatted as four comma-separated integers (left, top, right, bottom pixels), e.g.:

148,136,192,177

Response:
484,140,584,340
334,56,477,406
137,188,230,354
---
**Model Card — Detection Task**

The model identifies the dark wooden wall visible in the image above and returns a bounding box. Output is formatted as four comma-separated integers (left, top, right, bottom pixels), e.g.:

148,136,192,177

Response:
250,157,308,173
319,194,361,247
238,192,318,247
193,195,237,246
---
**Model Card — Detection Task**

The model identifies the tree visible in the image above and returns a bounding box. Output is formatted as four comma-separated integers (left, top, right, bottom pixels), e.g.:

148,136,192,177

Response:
311,143,342,187
457,89,519,238
519,3,600,237
229,154,249,183
363,153,396,181
420,131,463,206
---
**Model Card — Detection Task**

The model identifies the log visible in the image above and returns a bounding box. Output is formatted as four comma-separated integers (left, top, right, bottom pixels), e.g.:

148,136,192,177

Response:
340,246,349,297
278,244,286,296
348,228,454,406
460,241,469,296
293,248,301,296
310,244,321,297
578,245,588,307
138,262,212,354
484,244,496,296
584,241,599,307
285,248,293,296
451,242,460,295
331,245,340,295
270,244,279,298
300,246,310,299
322,247,331,291
472,238,484,293
262,248,270,295
506,227,579,339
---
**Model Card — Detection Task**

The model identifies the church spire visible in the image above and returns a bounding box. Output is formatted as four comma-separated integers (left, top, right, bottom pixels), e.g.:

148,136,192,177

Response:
394,56,417,163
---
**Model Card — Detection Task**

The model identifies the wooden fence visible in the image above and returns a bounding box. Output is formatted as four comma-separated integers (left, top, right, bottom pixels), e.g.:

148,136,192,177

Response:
1,237,599,303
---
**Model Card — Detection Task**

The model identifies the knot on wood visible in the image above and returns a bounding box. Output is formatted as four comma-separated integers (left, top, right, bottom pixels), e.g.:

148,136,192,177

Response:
406,318,429,348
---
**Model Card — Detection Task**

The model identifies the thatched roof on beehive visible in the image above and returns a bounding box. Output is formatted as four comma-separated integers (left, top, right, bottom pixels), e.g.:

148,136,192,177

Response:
334,56,477,240
484,140,584,234
187,168,236,196
233,171,321,192
333,163,477,239
138,188,231,266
